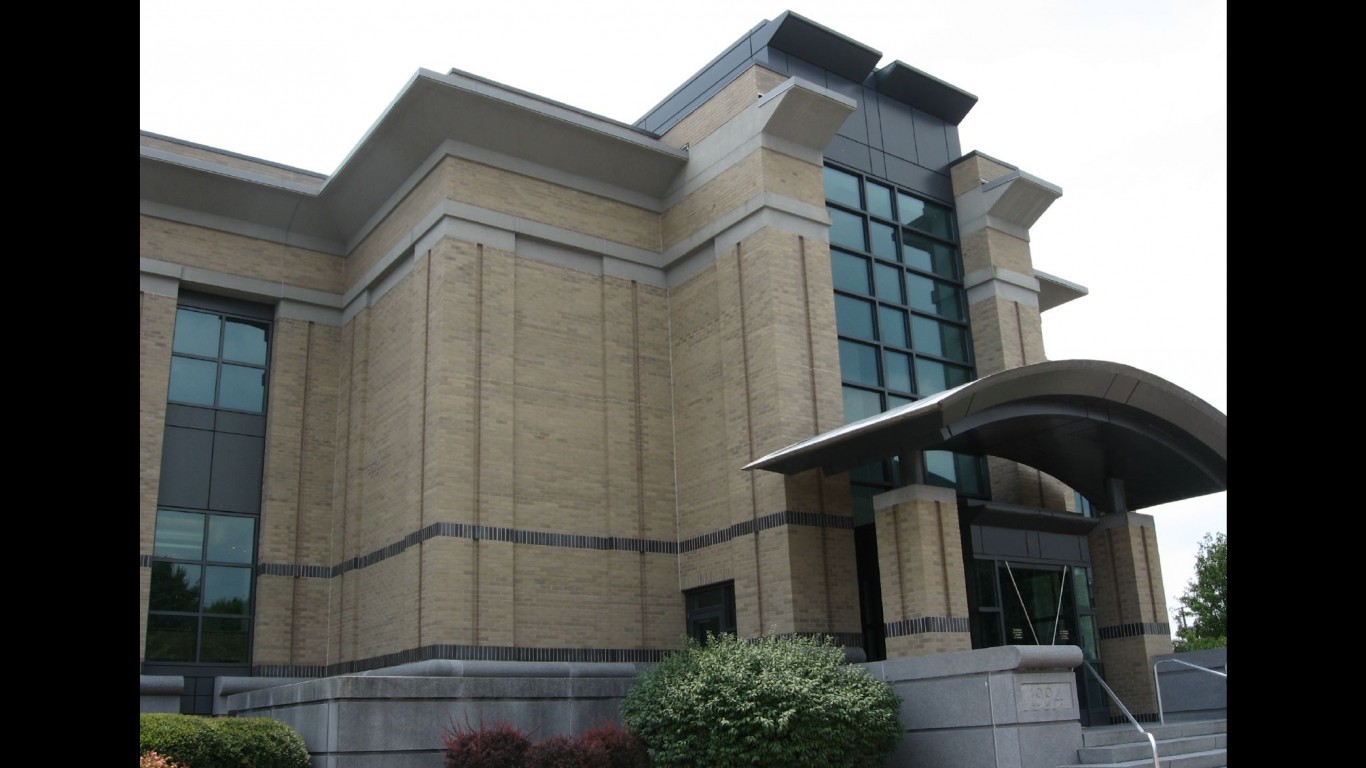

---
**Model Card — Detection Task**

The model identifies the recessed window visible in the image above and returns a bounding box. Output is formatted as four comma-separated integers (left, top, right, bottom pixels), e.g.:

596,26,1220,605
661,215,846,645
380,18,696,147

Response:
685,582,736,644
168,308,270,413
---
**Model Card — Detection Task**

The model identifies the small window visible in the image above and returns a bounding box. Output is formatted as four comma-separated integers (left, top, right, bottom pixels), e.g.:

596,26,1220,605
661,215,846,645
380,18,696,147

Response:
685,582,736,644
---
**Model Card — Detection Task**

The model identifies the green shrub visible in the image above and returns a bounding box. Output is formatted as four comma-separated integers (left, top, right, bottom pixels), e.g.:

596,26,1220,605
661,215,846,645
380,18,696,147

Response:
139,713,311,768
620,633,903,767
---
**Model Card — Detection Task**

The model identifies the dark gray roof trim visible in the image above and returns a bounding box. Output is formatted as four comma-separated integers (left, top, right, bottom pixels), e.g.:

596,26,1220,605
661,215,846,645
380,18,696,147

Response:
873,61,978,125
758,10,883,83
744,359,1227,512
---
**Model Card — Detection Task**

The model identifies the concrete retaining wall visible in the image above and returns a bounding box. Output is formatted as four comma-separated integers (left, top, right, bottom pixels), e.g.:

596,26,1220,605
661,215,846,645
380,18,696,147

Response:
150,647,1092,768
1152,647,1227,723
224,660,643,768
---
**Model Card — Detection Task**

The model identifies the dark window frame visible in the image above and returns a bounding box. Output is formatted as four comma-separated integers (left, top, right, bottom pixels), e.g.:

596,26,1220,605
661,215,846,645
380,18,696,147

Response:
684,581,737,645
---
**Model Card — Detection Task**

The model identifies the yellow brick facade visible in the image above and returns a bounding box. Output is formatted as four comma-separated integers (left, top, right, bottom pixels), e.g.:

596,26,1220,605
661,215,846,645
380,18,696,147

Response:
141,42,1199,731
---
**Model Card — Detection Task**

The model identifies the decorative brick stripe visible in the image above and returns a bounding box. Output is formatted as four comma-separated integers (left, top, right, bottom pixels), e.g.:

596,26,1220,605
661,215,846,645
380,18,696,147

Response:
1097,621,1171,639
254,644,669,677
139,554,153,567
677,510,852,553
244,510,853,578
256,563,331,578
884,616,970,638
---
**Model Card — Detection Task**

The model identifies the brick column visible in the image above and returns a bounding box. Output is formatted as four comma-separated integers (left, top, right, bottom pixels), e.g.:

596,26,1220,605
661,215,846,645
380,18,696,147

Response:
949,152,1071,512
1088,512,1174,718
873,484,971,657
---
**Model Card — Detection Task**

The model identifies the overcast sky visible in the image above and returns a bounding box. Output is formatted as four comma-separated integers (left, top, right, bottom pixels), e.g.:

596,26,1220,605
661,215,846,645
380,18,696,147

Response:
141,0,1227,636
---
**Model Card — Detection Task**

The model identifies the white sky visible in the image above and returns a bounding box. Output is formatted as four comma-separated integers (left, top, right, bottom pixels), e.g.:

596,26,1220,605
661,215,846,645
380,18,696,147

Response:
141,0,1227,636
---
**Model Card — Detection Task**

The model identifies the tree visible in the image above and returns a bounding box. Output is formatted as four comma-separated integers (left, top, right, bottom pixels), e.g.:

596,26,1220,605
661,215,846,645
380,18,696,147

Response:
1171,532,1226,652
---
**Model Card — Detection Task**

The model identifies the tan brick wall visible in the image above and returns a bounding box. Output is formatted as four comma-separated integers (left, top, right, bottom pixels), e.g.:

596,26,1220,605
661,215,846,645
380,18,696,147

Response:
139,291,178,663
1097,634,1173,716
875,492,971,623
949,154,1016,197
255,316,342,668
885,632,972,658
1089,515,1168,628
874,487,971,659
324,233,687,660
967,294,1046,376
664,153,761,251
660,66,788,149
140,216,345,295
960,227,1034,278
670,221,860,642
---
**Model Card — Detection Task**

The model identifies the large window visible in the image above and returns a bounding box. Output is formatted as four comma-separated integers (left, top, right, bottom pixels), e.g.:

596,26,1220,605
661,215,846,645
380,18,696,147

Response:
825,164,985,505
147,295,271,676
146,509,256,663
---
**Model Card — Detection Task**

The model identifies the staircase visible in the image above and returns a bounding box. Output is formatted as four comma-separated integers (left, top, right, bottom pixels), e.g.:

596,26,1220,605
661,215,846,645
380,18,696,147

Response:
1058,718,1227,768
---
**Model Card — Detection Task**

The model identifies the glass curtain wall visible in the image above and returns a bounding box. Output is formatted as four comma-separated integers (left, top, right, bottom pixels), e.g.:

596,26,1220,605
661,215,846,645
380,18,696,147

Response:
825,163,986,660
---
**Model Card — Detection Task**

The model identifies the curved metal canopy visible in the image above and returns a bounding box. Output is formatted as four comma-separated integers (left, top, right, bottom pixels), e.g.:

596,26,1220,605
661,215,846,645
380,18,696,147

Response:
744,359,1227,512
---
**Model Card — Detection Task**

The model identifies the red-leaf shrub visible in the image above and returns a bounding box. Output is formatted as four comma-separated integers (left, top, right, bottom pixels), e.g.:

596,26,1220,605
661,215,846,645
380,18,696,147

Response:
440,718,532,768
525,733,601,768
579,723,650,768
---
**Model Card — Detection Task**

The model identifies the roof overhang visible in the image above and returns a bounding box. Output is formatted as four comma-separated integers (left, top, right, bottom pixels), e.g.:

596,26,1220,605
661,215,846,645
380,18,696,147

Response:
744,359,1227,512
141,69,689,255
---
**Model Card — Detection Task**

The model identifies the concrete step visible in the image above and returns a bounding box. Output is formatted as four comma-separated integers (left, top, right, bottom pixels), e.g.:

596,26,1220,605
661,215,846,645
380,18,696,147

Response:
1058,749,1227,768
1058,718,1226,768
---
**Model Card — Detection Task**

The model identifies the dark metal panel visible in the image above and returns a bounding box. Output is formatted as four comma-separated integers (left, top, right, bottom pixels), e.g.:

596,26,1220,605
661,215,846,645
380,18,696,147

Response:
1038,531,1086,561
754,47,787,76
912,107,951,173
824,135,873,174
209,432,265,514
637,39,757,134
158,426,214,509
784,54,828,90
869,149,888,180
178,290,275,320
826,74,867,144
946,125,963,162
164,404,215,431
215,411,267,437
877,96,918,164
762,10,882,83
882,155,953,203
977,525,1029,557
872,61,978,125
862,85,883,150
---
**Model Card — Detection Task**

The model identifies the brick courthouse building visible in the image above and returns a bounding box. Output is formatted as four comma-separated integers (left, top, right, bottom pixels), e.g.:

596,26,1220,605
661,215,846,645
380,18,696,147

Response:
139,8,1226,739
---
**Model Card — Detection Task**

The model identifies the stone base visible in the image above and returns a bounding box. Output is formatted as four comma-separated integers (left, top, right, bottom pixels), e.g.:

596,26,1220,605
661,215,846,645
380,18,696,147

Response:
863,645,1085,768
224,660,642,768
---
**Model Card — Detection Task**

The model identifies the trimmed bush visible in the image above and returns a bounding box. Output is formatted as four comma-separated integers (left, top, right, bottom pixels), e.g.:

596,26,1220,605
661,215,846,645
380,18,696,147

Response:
620,633,904,767
441,718,533,768
139,713,311,768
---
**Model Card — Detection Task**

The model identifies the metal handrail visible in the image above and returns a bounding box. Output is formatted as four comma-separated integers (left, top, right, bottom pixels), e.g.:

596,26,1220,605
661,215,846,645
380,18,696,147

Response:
1153,658,1227,725
1081,660,1159,768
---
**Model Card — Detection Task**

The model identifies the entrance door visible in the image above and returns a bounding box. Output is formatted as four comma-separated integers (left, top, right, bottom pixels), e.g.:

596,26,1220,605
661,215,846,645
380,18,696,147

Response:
970,559,1108,725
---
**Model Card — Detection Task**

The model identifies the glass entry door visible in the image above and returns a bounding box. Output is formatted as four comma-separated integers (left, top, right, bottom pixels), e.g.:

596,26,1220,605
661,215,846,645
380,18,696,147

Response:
970,559,1108,725
1001,562,1074,646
